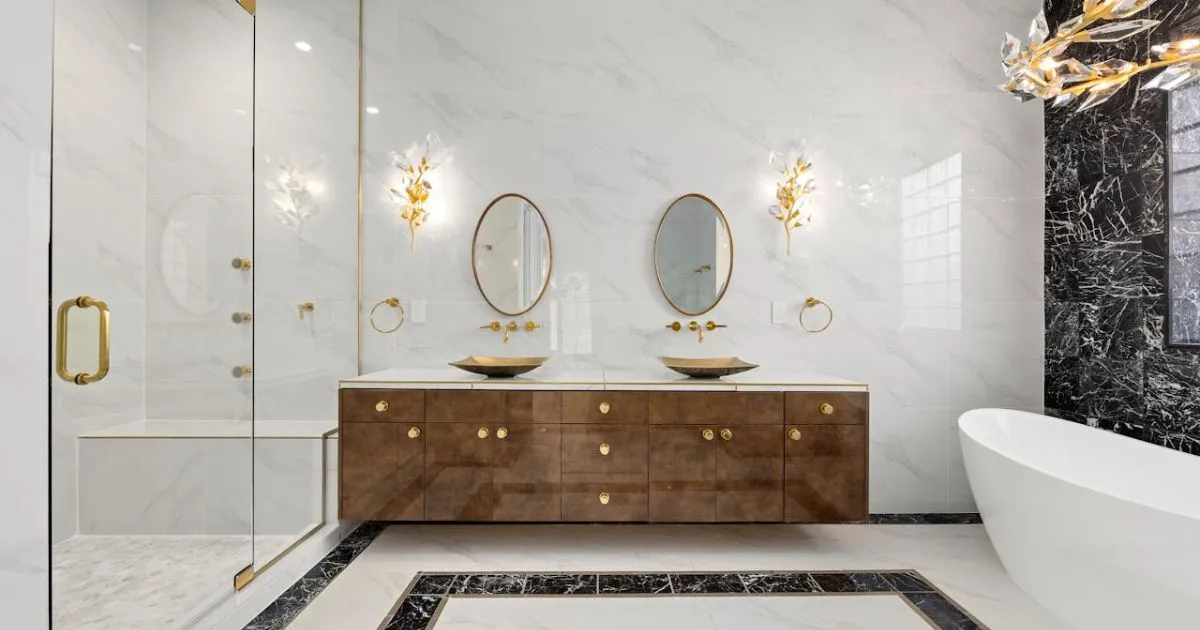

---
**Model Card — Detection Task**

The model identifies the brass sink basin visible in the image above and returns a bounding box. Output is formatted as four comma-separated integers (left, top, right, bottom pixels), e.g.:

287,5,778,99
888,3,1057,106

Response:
449,355,549,378
659,356,759,379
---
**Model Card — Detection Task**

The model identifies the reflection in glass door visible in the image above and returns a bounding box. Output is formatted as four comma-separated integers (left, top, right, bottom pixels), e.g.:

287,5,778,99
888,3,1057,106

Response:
49,0,256,628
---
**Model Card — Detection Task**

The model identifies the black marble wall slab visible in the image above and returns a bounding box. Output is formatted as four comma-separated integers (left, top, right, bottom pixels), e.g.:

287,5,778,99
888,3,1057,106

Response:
1044,0,1200,455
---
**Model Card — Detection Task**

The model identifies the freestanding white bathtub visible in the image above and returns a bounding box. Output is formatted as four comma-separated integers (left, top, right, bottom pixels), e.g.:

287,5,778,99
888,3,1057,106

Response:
959,409,1200,630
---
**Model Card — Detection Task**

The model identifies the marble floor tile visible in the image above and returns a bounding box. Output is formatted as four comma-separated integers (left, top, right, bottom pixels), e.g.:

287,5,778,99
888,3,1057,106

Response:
52,534,295,630
286,524,1065,630
433,595,933,630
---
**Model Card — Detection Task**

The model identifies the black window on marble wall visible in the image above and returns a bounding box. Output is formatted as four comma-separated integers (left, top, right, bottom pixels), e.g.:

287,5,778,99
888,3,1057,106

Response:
1168,71,1200,347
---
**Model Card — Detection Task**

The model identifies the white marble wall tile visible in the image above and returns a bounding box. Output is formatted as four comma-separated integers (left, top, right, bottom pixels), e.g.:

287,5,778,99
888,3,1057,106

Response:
204,439,255,535
254,439,323,538
78,439,208,535
0,0,52,620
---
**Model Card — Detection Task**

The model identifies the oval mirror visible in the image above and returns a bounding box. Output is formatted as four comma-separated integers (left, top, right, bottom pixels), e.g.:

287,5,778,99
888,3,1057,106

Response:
654,194,733,316
472,193,553,316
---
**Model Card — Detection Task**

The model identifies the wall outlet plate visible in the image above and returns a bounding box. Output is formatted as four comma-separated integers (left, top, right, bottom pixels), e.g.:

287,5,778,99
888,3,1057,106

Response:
410,299,427,324
771,301,791,325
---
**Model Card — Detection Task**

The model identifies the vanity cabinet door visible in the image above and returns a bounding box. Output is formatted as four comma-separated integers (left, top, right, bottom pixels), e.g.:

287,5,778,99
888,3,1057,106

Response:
784,425,867,522
424,423,494,521
716,426,784,522
648,426,717,522
493,424,561,521
341,422,425,520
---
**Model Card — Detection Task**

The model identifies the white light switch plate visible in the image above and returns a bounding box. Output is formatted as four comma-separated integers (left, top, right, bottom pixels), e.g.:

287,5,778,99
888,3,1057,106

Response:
771,301,791,325
410,299,427,324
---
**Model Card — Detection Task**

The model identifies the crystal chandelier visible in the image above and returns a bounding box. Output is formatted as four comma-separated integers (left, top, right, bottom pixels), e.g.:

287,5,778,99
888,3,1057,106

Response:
1000,0,1200,111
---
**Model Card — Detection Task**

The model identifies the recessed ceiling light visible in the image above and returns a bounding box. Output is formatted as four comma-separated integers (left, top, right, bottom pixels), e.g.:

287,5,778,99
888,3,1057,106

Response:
294,41,312,52
128,42,143,52
365,106,380,115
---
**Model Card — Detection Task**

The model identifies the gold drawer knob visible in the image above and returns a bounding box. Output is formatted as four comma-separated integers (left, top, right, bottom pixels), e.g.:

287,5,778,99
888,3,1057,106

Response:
701,428,714,441
496,427,509,440
376,401,389,413
819,402,835,415
599,492,610,505
598,402,611,415
720,428,733,441
408,427,421,439
599,443,611,456
788,428,803,441
477,427,489,439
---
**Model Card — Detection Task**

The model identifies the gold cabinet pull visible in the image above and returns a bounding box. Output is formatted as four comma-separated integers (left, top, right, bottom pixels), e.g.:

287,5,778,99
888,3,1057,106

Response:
788,428,803,441
599,443,611,456
599,492,610,505
819,402,835,415
496,427,509,440
54,296,111,386
720,428,733,441
598,402,611,415
408,426,422,439
477,427,489,439
376,400,390,413
701,428,714,441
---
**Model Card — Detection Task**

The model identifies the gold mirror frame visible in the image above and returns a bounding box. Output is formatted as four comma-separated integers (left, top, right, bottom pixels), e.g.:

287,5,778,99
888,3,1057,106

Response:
653,193,734,317
471,193,553,316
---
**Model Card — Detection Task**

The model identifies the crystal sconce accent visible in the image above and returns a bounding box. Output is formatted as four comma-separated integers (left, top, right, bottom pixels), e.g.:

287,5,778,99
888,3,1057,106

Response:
1000,0,1200,112
388,132,450,251
768,148,817,256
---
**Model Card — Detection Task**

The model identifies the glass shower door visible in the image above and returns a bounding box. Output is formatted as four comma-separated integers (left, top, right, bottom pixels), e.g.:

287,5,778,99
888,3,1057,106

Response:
49,0,257,628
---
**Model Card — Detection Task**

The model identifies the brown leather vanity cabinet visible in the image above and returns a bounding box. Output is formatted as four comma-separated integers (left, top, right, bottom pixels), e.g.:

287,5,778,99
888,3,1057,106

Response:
339,388,868,523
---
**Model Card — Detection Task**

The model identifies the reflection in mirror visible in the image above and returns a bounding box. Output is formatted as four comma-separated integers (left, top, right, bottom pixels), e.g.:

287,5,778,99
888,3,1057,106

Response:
1169,82,1200,347
473,194,552,316
655,194,733,316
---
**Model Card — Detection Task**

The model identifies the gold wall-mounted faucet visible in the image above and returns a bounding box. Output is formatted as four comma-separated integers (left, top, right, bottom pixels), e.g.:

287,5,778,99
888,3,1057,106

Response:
482,321,519,344
688,320,704,342
298,301,315,320
665,321,682,332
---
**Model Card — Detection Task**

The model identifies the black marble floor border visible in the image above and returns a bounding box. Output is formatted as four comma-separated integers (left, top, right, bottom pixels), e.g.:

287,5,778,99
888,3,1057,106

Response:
242,522,388,630
382,570,987,630
869,513,982,525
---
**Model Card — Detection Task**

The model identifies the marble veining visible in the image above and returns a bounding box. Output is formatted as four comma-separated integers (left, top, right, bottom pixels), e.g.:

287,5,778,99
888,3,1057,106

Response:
1044,0,1200,455
382,570,982,630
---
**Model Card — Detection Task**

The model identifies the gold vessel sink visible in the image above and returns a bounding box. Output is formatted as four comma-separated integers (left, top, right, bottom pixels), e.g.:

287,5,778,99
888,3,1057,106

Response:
660,356,759,379
449,355,549,378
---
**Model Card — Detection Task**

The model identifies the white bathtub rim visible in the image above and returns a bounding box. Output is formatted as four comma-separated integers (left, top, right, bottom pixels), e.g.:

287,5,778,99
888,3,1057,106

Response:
959,408,1200,523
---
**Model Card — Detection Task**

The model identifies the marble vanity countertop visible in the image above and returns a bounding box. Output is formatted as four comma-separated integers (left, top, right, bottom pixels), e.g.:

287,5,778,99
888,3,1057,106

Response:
341,364,866,392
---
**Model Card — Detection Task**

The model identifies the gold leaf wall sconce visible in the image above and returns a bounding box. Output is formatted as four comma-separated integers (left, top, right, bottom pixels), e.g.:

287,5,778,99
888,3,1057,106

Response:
768,148,817,256
388,132,450,250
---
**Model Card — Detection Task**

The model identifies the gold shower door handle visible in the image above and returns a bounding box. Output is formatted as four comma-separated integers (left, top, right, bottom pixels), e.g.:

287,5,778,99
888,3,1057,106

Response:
55,296,111,385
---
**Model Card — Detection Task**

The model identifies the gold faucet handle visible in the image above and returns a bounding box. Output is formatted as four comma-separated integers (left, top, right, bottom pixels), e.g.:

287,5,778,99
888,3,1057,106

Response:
688,321,700,331
525,321,541,332
505,321,519,331
481,321,501,332
705,320,727,331
666,321,681,332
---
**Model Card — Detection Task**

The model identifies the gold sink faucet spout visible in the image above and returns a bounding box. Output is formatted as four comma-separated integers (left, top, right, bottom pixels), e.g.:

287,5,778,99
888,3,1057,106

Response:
481,321,519,344
688,320,703,343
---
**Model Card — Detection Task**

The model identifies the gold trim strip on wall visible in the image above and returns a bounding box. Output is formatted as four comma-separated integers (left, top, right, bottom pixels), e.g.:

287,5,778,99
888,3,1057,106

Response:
356,0,365,376
236,0,255,16
55,296,111,385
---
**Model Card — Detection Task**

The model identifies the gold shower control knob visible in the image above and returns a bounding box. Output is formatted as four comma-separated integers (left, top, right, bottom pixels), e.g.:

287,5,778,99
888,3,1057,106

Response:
231,257,252,270
788,428,803,441
496,427,509,440
231,312,253,324
376,401,389,413
599,402,611,415
701,428,714,441
819,402,835,415
232,365,253,378
408,427,421,439
720,428,733,441
477,427,489,439
599,492,610,505
599,443,611,456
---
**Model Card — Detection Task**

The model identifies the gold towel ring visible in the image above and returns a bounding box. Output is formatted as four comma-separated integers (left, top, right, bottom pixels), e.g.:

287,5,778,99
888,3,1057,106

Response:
369,297,406,334
799,297,833,333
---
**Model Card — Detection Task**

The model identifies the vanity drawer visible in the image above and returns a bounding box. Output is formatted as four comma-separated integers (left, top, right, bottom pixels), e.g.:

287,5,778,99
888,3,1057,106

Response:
648,392,784,425
785,393,867,425
562,392,648,424
341,389,425,424
562,425,647,474
561,473,648,522
426,390,561,424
